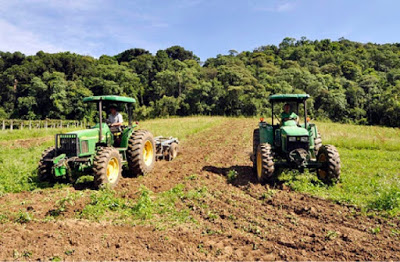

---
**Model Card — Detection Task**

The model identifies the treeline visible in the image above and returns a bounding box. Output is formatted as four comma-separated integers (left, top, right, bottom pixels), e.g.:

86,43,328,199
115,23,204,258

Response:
1,37,400,126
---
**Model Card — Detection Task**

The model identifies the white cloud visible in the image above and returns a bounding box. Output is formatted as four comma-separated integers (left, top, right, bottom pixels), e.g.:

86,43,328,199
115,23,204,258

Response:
0,19,64,54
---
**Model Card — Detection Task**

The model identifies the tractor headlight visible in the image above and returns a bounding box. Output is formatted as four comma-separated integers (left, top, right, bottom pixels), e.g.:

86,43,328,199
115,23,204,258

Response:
300,137,309,142
288,137,296,142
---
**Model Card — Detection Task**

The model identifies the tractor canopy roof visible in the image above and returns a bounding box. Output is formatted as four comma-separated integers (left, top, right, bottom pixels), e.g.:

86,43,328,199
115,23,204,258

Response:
83,95,136,103
268,94,310,103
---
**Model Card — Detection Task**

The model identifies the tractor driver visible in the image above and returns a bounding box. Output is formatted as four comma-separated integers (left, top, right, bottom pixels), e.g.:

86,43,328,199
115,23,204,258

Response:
281,103,299,123
107,105,123,127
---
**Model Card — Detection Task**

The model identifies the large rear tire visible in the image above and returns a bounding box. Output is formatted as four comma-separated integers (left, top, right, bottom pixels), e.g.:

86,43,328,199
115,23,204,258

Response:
317,145,340,185
38,146,56,182
252,128,260,171
127,130,155,176
255,143,275,184
93,147,122,189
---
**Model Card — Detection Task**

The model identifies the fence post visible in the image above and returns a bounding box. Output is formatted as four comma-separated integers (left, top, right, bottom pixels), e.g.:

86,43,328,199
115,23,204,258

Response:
29,121,32,130
20,122,23,130
45,120,48,129
10,120,13,131
2,120,4,130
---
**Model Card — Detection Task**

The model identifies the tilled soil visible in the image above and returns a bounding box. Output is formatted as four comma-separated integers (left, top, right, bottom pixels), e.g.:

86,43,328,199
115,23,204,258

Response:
0,119,399,261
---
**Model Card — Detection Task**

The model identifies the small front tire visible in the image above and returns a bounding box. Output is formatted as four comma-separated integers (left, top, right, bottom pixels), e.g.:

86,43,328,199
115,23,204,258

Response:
255,143,275,184
38,146,56,182
252,128,260,171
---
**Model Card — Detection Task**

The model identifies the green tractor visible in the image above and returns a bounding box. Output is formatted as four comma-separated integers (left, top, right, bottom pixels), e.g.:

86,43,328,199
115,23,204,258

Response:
38,95,179,189
252,94,341,184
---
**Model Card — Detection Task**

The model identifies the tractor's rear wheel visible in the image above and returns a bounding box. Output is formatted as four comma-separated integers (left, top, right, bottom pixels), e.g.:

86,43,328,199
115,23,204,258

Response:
127,130,155,176
255,143,275,184
38,146,56,182
166,142,179,161
252,128,260,171
317,145,340,185
93,147,122,189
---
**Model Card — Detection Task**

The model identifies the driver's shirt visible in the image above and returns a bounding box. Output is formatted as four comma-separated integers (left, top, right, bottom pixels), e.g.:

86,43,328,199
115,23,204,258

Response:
108,112,123,124
281,112,298,122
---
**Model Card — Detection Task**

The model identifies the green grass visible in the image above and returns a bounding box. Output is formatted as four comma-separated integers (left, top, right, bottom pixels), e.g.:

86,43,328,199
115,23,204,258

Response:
75,184,196,228
137,116,226,141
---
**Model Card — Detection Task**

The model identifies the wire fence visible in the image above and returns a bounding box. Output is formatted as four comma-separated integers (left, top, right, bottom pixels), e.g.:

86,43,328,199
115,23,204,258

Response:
0,119,86,131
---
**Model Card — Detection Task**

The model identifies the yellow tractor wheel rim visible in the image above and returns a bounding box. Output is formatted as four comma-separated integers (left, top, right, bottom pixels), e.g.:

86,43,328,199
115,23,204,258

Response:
107,157,119,184
257,150,262,180
143,140,154,166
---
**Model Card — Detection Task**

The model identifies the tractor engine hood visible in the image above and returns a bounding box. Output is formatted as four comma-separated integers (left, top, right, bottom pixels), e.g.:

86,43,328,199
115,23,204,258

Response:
66,128,99,140
281,125,309,137
66,123,110,141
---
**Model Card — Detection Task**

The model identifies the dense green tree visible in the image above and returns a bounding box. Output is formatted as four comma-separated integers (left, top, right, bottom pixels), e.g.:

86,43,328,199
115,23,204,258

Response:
1,39,400,126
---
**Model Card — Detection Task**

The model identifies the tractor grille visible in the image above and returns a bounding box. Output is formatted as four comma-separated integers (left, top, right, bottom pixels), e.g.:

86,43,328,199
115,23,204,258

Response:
81,140,89,154
56,134,79,157
287,137,309,152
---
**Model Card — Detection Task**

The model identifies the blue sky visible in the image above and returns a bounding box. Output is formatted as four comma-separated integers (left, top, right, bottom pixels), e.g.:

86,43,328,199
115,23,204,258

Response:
0,0,398,61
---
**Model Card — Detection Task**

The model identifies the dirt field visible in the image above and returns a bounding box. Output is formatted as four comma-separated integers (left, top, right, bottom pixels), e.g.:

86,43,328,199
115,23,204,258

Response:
0,119,399,260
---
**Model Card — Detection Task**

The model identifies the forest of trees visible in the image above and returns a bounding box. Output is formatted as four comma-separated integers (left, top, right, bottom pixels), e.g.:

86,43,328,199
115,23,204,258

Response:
1,37,400,126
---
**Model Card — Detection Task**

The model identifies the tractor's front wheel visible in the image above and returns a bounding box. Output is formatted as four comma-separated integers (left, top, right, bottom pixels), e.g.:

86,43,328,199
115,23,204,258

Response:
38,146,56,182
93,147,122,189
127,130,155,176
317,145,340,185
255,143,275,184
